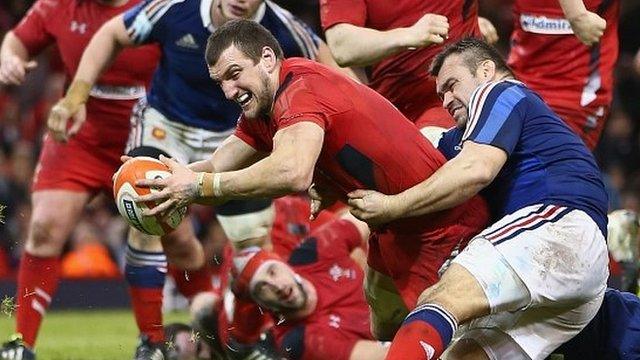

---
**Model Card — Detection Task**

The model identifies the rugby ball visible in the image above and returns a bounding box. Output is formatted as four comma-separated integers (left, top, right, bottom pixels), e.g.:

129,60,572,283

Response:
113,156,186,236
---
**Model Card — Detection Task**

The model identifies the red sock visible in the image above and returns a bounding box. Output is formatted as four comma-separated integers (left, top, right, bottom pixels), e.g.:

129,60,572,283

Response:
16,252,61,348
385,304,457,360
125,247,167,343
169,264,214,299
128,287,164,343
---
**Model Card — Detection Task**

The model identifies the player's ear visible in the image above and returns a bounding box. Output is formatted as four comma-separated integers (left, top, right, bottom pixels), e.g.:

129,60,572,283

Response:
261,46,277,73
477,60,496,81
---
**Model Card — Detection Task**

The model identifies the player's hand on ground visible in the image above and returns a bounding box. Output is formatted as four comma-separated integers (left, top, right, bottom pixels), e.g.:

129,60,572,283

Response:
135,155,199,216
0,55,36,85
405,13,449,49
478,17,498,45
347,189,399,226
47,100,86,142
308,183,338,220
568,10,606,46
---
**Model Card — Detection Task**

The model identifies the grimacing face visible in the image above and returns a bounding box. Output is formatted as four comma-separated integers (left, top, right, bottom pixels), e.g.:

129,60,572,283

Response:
435,54,487,128
209,44,276,119
250,260,307,312
218,0,264,20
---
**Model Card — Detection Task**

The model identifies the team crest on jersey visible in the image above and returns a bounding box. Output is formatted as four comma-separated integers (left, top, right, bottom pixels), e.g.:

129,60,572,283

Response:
175,34,199,50
70,21,87,34
328,314,341,329
152,127,166,140
328,264,355,282
520,14,574,35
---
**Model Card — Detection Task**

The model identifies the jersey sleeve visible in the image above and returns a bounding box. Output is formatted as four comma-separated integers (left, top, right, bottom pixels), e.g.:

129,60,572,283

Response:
320,0,367,30
122,0,174,44
437,127,463,160
273,74,331,131
278,324,357,360
233,116,271,152
461,81,528,156
12,0,56,56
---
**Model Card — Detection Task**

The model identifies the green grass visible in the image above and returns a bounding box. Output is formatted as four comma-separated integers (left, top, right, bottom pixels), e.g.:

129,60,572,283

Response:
0,309,190,360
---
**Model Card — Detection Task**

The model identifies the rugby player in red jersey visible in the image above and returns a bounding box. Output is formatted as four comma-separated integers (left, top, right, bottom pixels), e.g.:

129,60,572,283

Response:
508,0,619,150
136,19,489,342
0,1,159,358
319,0,495,142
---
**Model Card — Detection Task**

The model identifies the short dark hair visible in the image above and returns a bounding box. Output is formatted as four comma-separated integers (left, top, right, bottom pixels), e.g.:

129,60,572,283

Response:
429,37,513,77
205,19,284,66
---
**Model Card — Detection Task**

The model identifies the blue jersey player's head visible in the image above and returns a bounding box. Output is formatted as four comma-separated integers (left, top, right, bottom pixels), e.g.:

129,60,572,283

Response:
430,38,514,128
206,19,284,119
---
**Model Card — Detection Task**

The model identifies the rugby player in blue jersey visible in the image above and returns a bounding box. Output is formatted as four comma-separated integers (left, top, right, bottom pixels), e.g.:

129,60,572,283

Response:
348,38,610,359
50,1,351,358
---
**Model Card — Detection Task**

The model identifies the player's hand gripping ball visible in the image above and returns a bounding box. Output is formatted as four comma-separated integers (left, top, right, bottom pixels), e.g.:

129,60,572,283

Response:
113,156,186,235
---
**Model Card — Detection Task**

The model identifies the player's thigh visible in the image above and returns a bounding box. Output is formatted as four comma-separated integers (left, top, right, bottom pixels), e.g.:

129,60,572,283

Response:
417,262,491,324
459,294,603,360
364,267,409,341
27,190,92,255
214,199,274,248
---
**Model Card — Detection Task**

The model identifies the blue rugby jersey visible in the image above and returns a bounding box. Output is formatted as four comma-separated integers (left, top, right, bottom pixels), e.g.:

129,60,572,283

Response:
438,80,608,235
123,0,320,131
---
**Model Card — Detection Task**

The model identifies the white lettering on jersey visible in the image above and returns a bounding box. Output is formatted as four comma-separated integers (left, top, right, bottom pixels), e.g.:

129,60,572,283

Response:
520,14,574,35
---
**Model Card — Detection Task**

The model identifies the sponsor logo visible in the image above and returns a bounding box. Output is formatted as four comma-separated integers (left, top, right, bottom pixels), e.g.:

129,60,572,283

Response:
520,14,573,35
175,34,199,49
70,20,87,34
152,127,166,140
123,199,145,232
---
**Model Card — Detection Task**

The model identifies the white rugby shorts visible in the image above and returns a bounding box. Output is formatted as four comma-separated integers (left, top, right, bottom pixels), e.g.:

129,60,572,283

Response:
451,203,609,359
126,99,234,164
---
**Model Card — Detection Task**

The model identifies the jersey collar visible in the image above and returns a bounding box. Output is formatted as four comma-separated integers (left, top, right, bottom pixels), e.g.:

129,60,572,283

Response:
201,0,268,32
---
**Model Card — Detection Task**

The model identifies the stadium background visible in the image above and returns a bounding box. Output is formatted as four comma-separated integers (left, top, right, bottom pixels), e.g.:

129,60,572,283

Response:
0,0,639,357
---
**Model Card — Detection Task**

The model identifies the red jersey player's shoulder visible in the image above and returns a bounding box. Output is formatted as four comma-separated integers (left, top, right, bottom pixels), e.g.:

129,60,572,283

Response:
273,58,353,130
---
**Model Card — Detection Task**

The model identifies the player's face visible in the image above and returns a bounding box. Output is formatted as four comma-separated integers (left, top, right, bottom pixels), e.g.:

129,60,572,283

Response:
209,44,277,119
251,261,307,312
436,54,487,128
219,0,264,20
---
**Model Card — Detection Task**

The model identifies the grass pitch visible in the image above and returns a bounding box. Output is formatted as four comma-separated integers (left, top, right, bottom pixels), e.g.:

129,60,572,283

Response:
0,309,189,360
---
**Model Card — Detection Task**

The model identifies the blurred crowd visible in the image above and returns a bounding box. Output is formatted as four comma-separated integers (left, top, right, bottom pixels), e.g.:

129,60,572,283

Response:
0,0,638,278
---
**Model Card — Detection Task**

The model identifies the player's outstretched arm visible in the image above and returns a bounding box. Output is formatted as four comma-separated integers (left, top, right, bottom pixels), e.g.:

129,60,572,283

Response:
213,122,324,199
0,31,37,86
137,122,324,215
325,13,449,67
47,15,135,142
188,135,264,174
559,0,606,46
348,141,505,226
